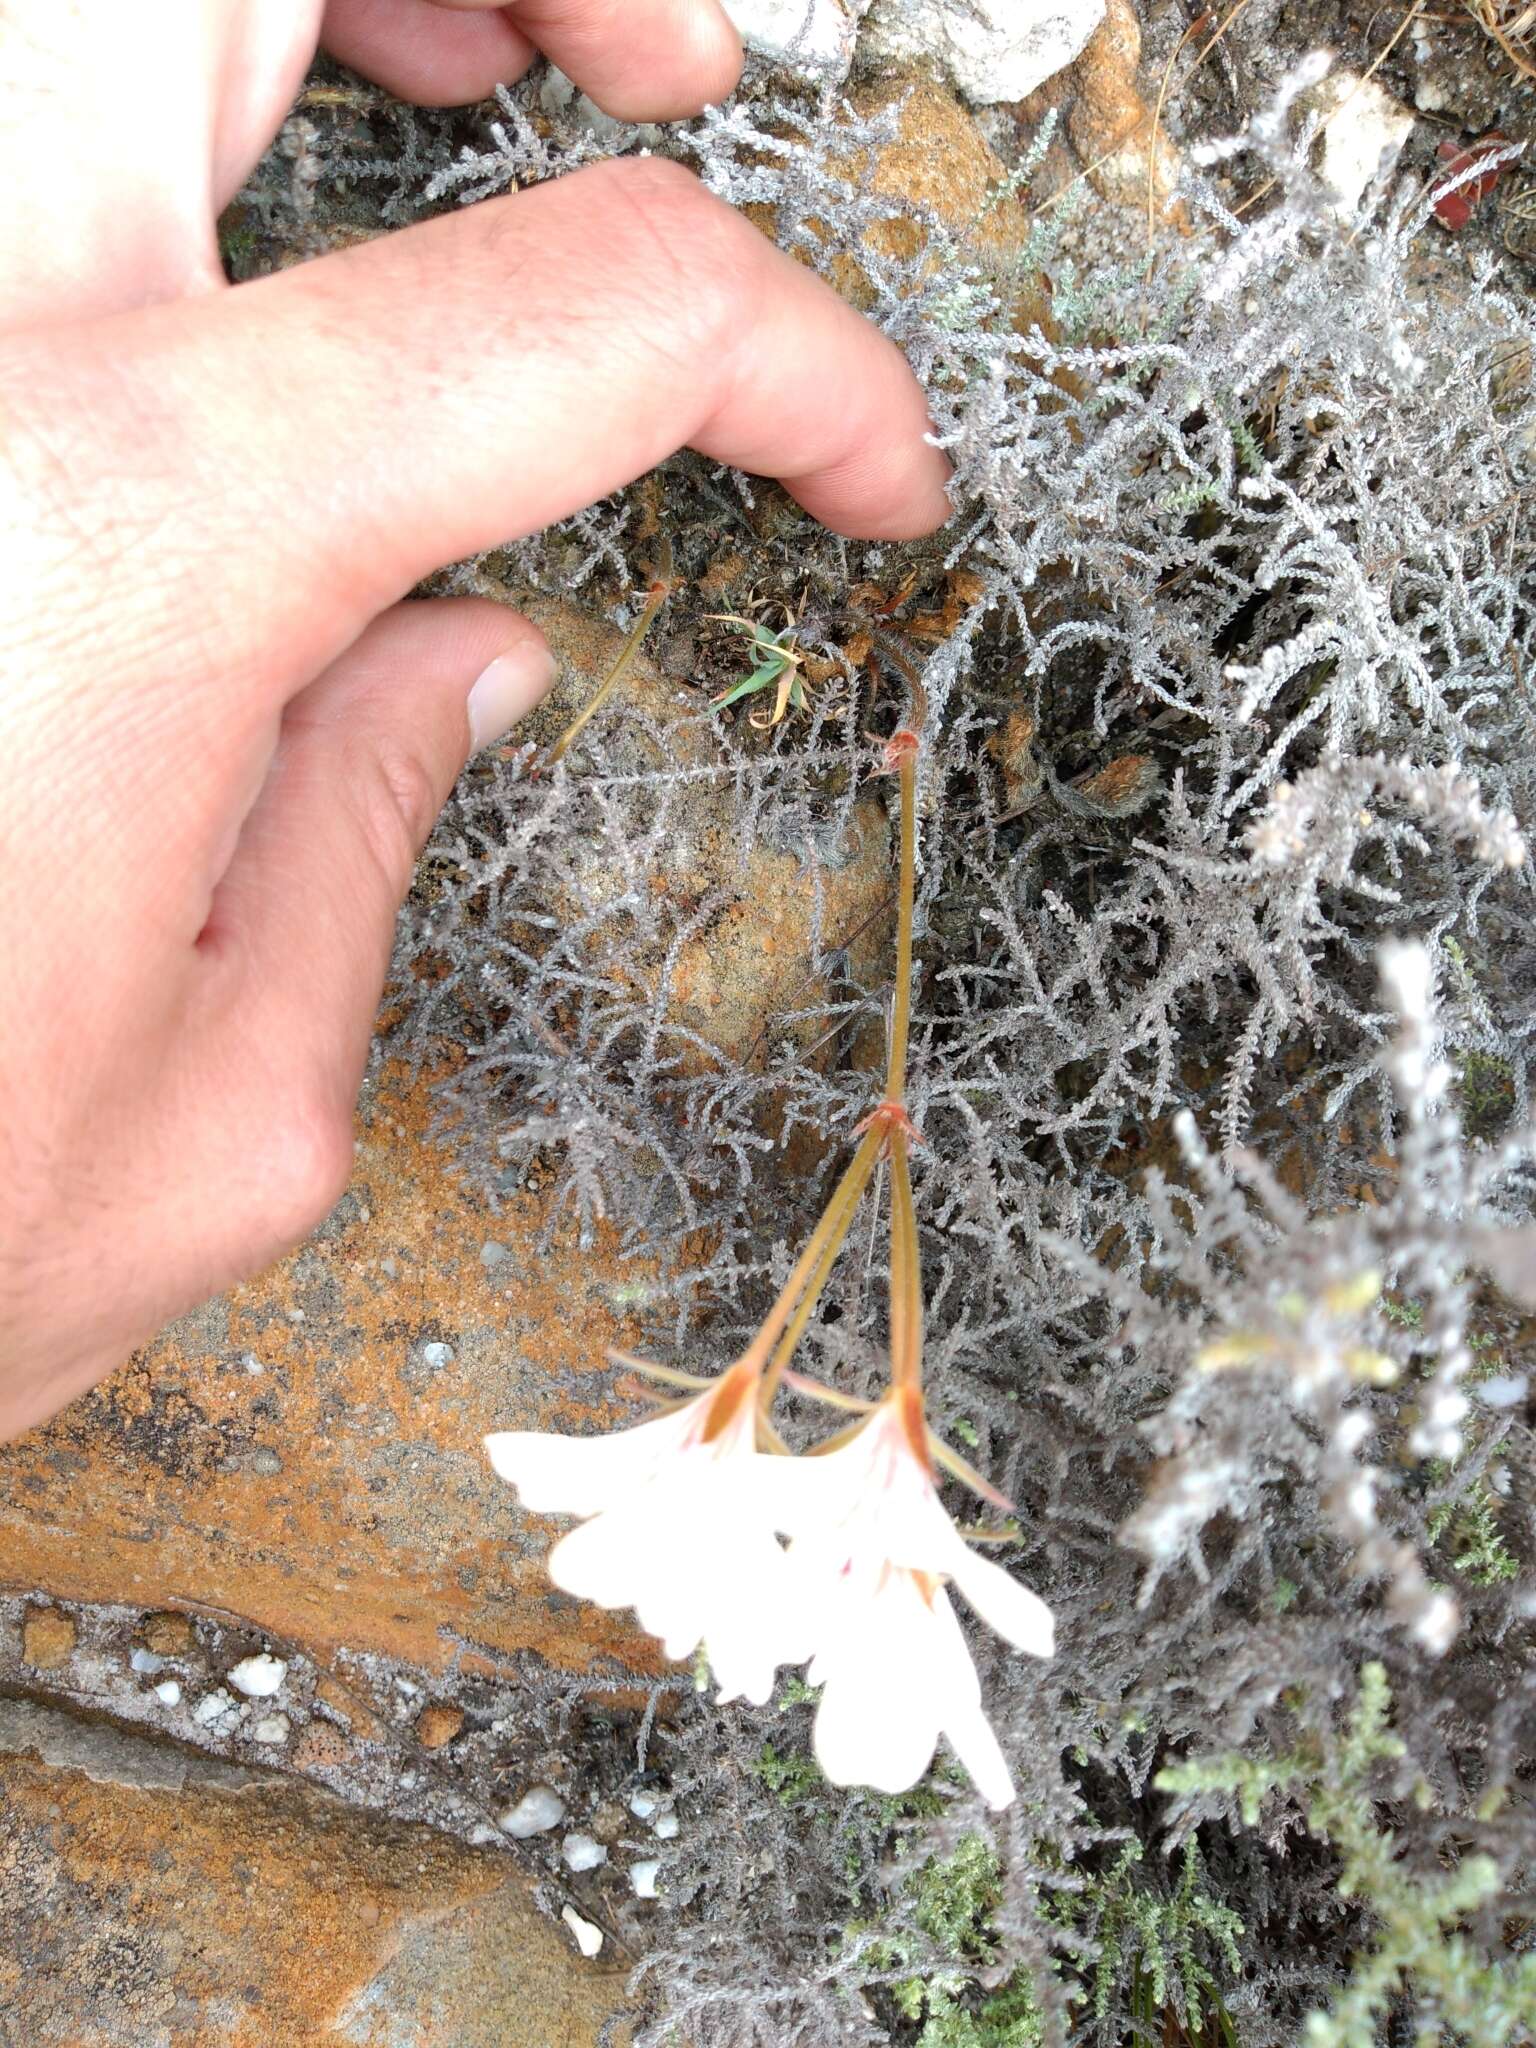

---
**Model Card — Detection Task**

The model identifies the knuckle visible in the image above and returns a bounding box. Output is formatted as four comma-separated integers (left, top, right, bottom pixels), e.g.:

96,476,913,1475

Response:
351,736,445,903
256,1089,354,1246
583,156,753,357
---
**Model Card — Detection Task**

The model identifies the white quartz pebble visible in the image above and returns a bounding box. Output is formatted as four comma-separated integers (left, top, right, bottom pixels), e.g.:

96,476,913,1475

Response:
562,1906,604,1958
499,1785,566,1838
227,1653,287,1698
863,0,1101,105
561,1833,608,1873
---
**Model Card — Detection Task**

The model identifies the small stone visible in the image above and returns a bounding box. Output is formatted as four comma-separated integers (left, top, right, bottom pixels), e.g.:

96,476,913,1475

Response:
227,1653,287,1698
863,0,1102,104
292,1720,353,1771
627,1788,661,1821
154,1679,183,1707
629,1859,662,1899
479,1240,509,1267
561,1906,604,1959
193,1688,240,1728
588,1801,627,1846
420,1341,454,1369
561,1833,608,1873
499,1785,566,1838
537,63,663,148
414,1704,464,1750
652,1811,680,1841
240,1351,265,1376
130,1648,166,1675
1312,70,1415,216
467,1823,502,1847
1479,1374,1529,1410
21,1606,75,1670
142,1612,195,1656
252,1713,291,1745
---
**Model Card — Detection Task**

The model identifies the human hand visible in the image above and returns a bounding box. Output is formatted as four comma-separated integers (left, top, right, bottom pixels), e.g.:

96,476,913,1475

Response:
0,0,952,1440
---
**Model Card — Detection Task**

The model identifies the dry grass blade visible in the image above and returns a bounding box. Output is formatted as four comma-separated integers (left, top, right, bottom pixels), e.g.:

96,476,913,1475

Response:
1464,0,1536,76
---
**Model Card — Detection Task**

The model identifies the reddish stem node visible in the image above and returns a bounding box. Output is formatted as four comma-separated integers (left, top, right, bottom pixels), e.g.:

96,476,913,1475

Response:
853,1098,924,1149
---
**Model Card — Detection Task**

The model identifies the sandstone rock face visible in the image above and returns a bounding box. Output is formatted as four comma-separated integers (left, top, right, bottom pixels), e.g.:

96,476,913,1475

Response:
863,0,1104,105
1066,0,1185,221
849,71,1035,266
0,1064,666,1684
481,597,897,1074
0,1698,630,2048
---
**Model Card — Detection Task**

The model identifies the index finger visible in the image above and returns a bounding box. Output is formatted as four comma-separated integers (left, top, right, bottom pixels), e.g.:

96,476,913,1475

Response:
323,0,743,116
1,156,952,735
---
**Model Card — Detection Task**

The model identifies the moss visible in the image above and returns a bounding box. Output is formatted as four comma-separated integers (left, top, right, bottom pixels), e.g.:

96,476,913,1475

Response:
749,1740,824,1806
865,1832,1242,2047
1426,1486,1520,1587
1160,1666,1536,2047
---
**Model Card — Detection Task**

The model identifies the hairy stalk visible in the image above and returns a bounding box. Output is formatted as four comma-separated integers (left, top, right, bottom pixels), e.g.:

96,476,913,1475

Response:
549,537,674,765
885,743,917,1104
888,1129,923,1388
756,705,926,1411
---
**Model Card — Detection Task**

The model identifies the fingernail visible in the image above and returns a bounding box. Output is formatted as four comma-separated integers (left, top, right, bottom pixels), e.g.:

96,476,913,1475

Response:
467,639,558,751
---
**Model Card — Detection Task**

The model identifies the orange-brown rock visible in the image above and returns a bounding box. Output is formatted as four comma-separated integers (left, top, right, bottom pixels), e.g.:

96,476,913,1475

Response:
21,1603,75,1670
734,72,1044,329
0,1698,630,2047
141,1610,196,1657
0,1064,667,1686
496,598,896,1074
1067,0,1186,223
415,1702,464,1750
848,73,1032,269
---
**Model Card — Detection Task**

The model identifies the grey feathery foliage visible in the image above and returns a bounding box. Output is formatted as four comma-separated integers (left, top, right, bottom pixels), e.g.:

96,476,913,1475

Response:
245,36,1536,2048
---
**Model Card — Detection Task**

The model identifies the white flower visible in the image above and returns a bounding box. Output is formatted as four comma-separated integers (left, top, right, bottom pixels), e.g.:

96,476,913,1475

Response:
485,1359,813,1704
781,1386,1054,1810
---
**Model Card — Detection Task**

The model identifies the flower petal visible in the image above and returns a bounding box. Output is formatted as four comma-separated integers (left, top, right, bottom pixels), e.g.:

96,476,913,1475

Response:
816,1671,939,1795
943,1695,1016,1810
949,1547,1056,1660
549,1490,814,1703
546,1501,680,1612
811,1578,942,1795
484,1404,696,1518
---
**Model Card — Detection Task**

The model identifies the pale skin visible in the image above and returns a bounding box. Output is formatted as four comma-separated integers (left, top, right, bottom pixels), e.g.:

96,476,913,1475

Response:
0,0,952,1442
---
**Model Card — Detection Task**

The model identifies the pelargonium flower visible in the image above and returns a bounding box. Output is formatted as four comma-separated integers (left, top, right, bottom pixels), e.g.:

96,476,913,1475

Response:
485,1358,813,1705
780,1384,1054,1809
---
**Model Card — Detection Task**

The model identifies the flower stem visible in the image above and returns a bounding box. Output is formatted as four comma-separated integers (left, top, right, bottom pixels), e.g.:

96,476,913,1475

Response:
888,1128,923,1388
753,1122,885,1408
763,1141,881,1399
549,538,674,765
884,747,917,1106
754,670,926,1411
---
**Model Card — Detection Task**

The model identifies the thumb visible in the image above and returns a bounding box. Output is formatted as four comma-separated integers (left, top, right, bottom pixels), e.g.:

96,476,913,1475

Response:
196,597,554,1158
